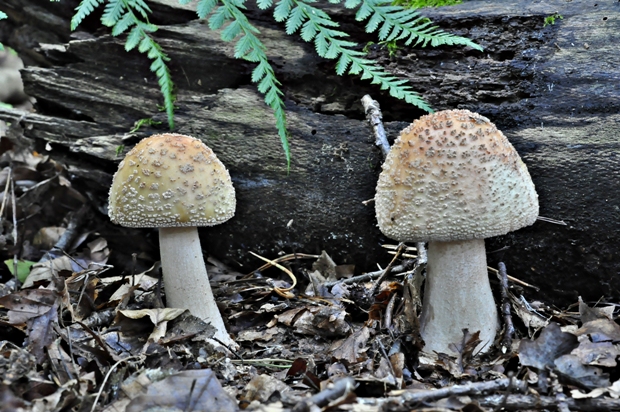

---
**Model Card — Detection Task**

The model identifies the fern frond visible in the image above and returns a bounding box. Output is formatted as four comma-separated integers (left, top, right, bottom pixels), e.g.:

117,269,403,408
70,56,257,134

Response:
357,0,483,51
89,0,176,129
71,0,105,30
197,0,219,18
0,11,5,50
101,0,126,27
204,0,291,168
285,0,432,113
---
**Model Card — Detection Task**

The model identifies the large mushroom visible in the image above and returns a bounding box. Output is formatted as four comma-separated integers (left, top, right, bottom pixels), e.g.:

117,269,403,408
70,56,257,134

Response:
375,109,538,354
108,133,236,346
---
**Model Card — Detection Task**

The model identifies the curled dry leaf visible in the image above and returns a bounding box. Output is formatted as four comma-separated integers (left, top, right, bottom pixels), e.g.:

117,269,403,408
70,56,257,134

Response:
242,374,291,404
554,353,610,389
575,318,620,343
125,369,237,412
329,326,371,364
518,322,579,370
0,341,36,384
0,288,59,324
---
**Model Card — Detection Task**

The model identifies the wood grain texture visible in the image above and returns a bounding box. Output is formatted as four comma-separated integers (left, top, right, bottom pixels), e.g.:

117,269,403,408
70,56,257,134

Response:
0,0,619,304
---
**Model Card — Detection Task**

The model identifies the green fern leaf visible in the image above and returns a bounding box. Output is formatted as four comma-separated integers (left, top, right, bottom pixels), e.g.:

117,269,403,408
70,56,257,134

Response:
197,0,219,18
209,6,232,30
285,6,305,34
129,0,153,18
101,0,126,27
344,0,361,7
125,25,144,50
274,0,293,21
257,0,273,9
111,12,135,36
71,0,104,30
221,20,242,41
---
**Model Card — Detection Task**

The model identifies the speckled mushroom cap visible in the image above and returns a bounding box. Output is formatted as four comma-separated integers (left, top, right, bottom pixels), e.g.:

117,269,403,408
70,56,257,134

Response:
108,133,235,228
375,109,538,242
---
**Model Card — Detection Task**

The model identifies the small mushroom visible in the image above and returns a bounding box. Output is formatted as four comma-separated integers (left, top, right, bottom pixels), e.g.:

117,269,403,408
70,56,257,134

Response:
108,133,236,346
375,110,538,354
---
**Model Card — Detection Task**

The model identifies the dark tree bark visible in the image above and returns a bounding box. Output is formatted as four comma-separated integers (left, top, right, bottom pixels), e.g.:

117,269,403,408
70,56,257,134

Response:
0,0,619,305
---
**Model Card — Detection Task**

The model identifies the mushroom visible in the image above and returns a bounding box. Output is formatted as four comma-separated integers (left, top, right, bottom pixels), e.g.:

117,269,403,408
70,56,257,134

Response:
375,109,538,354
108,133,236,346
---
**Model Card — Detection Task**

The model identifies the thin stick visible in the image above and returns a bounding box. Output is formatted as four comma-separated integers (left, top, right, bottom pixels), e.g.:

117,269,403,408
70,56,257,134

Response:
361,95,391,157
498,262,515,351
292,377,357,412
90,355,142,412
368,243,406,297
477,394,620,411
0,167,11,218
536,216,567,225
50,204,90,255
249,251,297,298
487,267,539,291
11,176,18,287
397,377,526,404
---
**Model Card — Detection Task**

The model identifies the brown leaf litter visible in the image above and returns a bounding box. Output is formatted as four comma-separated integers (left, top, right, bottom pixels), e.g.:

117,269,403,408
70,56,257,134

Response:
0,125,620,411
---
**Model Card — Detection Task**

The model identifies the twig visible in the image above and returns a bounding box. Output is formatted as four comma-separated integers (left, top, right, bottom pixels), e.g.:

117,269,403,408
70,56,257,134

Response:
368,243,406,297
11,176,18,288
42,204,90,261
0,167,11,219
376,338,397,379
396,377,527,404
361,95,391,157
384,291,398,330
498,262,515,351
537,216,567,225
323,262,412,288
292,377,357,412
487,266,539,291
90,355,143,412
249,251,297,298
415,242,427,264
477,394,620,411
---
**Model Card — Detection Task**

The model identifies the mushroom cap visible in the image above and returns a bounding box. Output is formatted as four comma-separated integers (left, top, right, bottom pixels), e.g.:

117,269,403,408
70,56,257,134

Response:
108,133,236,228
375,109,538,242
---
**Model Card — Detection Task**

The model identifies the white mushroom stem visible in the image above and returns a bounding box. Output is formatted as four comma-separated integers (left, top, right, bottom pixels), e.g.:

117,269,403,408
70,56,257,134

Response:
158,227,234,346
419,239,498,355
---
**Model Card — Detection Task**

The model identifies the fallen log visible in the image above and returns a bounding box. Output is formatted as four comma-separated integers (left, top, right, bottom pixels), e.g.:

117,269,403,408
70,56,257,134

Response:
0,0,619,305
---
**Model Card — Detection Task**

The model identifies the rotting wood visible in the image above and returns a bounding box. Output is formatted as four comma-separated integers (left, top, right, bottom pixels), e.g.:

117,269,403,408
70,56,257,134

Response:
0,0,619,305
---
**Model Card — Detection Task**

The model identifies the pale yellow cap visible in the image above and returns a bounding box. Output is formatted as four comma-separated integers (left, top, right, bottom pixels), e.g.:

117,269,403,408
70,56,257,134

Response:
108,134,236,228
375,109,538,242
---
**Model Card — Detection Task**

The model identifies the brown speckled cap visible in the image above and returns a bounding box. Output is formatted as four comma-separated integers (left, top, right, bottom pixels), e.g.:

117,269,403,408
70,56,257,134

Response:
108,133,236,228
375,109,538,242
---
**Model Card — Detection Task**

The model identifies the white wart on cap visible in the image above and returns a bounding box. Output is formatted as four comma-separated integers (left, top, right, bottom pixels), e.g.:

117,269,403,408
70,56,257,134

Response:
108,133,235,228
375,109,538,242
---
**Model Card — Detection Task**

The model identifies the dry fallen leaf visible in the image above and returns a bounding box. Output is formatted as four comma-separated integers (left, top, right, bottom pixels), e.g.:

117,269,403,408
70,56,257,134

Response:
518,322,578,370
330,326,371,363
125,369,237,412
242,374,290,404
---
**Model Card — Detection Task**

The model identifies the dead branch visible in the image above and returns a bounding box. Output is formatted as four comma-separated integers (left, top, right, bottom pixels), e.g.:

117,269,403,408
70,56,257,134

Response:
361,95,391,157
394,377,527,404
477,394,620,411
323,261,414,288
292,377,356,412
498,262,515,351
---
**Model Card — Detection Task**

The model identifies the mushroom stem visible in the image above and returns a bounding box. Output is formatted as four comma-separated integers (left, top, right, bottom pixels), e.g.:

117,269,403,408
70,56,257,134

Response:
419,239,498,354
158,227,233,345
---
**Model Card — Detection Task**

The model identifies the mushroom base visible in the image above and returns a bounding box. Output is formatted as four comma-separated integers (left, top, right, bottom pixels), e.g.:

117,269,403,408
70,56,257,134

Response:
159,227,234,346
419,239,499,355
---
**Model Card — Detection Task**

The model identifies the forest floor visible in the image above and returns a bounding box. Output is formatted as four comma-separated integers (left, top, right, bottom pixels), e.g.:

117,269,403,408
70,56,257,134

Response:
0,120,619,412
